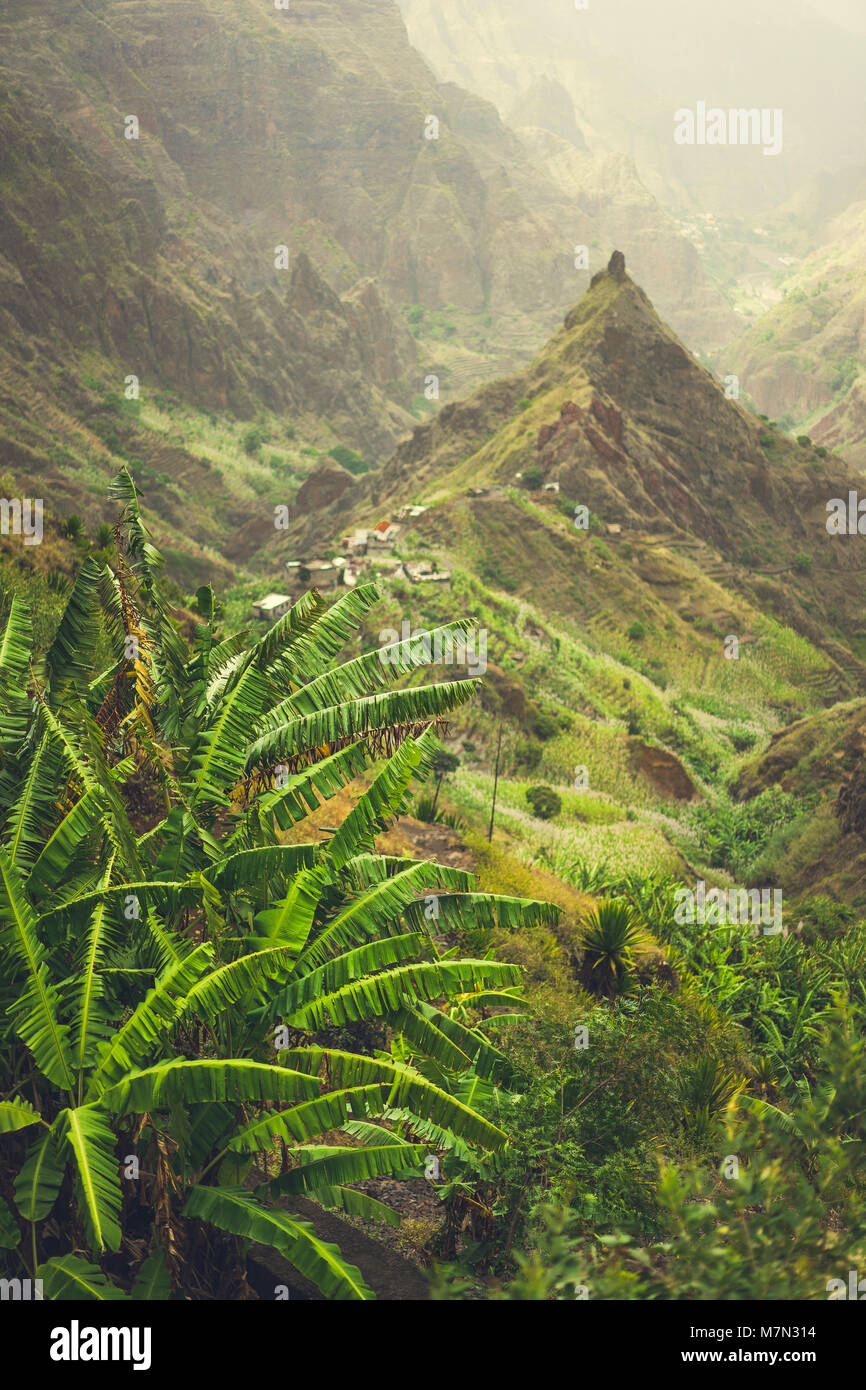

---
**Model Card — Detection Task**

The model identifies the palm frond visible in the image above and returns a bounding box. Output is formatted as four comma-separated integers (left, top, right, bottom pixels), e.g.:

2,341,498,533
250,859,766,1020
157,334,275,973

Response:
226,1085,386,1154
0,595,32,771
131,1249,172,1301
322,731,437,871
68,860,119,1091
26,786,108,896
44,557,103,703
279,932,435,1017
266,1141,424,1195
278,622,477,718
0,844,74,1089
210,844,318,892
99,1058,321,1115
281,1049,508,1150
179,944,304,1021
258,585,381,687
0,1097,44,1133
55,1105,123,1252
37,1254,130,1301
405,892,558,935
287,959,521,1031
183,1184,374,1300
316,1185,402,1227
243,740,370,834
86,943,214,1098
245,682,477,775
14,1127,64,1222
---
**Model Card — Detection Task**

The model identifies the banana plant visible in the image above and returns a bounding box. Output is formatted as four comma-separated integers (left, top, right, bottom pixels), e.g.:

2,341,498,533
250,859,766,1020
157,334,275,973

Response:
0,468,556,1300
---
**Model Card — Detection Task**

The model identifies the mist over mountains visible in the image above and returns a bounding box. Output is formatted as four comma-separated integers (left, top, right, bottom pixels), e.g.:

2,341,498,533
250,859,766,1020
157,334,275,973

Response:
1,0,866,1318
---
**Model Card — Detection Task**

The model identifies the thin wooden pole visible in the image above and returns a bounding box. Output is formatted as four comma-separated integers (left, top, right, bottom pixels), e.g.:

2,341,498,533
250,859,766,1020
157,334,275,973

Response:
487,717,503,842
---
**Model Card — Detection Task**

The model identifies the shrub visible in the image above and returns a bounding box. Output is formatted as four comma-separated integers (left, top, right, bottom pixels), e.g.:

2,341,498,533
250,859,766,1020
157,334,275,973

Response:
520,467,544,491
526,785,562,820
529,708,558,742
513,739,542,771
242,426,266,455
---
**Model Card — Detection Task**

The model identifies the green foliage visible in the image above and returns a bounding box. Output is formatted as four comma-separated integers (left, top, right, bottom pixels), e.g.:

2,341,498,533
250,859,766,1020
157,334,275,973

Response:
520,467,544,491
689,786,805,879
525,786,562,820
578,899,642,996
328,445,373,475
242,426,266,455
0,468,551,1301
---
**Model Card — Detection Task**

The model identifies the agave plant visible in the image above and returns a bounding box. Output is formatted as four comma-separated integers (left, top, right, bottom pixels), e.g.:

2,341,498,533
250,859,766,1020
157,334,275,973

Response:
0,468,556,1300
578,899,642,997
678,1055,745,1145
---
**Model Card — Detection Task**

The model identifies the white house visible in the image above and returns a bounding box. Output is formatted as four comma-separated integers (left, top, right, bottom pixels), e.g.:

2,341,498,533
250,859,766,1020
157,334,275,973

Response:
252,593,292,624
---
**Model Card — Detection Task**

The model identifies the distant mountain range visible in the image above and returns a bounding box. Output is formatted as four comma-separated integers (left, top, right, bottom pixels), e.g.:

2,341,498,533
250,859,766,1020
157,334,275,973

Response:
719,200,866,466
398,0,866,218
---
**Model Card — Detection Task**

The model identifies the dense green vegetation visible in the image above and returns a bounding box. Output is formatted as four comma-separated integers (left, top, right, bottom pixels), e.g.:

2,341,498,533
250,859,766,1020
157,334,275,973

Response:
1,470,864,1303
0,470,555,1300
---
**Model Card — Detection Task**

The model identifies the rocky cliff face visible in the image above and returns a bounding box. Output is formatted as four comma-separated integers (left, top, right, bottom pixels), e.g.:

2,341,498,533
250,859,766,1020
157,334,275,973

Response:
0,83,409,455
291,253,866,682
0,0,743,464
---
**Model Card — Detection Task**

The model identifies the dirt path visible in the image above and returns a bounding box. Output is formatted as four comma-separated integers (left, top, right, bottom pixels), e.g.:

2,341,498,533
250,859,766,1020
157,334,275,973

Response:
245,1194,432,1301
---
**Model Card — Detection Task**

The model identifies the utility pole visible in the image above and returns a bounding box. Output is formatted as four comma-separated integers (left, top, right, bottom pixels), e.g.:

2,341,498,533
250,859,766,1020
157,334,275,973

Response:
487,717,503,842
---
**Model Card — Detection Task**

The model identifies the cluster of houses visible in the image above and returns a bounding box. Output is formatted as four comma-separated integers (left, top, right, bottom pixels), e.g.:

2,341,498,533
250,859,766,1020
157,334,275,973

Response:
252,505,451,624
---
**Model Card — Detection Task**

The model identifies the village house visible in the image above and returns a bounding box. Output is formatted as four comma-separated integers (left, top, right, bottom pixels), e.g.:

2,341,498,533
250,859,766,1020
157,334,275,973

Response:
398,560,452,588
251,593,292,624
397,504,429,521
340,528,369,556
368,520,400,548
286,558,342,590
342,555,371,588
369,557,402,577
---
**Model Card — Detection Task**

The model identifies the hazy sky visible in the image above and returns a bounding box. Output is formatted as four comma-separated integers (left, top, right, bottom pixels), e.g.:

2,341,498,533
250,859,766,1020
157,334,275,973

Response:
806,0,866,32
